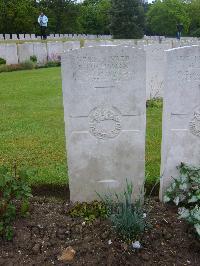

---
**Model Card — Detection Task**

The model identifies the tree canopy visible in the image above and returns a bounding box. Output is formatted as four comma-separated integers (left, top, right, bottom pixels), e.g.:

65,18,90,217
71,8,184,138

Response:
0,0,200,37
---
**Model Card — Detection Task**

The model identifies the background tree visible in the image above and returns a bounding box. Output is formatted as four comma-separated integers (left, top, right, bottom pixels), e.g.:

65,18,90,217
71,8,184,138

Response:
187,0,200,36
78,0,111,34
109,0,145,39
146,0,190,36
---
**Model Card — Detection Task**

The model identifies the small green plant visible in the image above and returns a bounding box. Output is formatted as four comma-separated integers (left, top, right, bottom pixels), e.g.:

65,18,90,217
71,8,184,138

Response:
0,164,32,240
69,201,107,223
30,55,37,63
99,180,148,241
44,61,61,68
164,162,200,238
80,39,85,48
0,57,6,65
146,98,163,108
20,60,35,70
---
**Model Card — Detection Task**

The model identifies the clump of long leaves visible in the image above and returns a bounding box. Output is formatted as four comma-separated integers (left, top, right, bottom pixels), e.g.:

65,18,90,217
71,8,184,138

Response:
98,180,148,241
0,165,32,240
164,162,200,238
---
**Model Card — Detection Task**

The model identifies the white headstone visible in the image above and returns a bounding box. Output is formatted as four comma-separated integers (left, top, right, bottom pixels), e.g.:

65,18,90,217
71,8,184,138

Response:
30,34,36,39
63,41,80,51
25,34,31,40
0,44,6,61
4,34,10,40
145,43,171,99
18,43,34,63
62,46,146,202
47,41,63,61
33,42,47,64
160,46,200,199
12,34,18,40
0,34,4,40
0,43,18,65
6,44,18,64
84,40,113,47
49,34,55,39
19,34,25,40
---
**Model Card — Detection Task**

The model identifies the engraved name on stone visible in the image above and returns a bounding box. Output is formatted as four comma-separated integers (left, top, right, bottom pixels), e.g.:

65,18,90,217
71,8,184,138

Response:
177,68,200,81
71,55,134,82
89,106,121,139
189,108,200,137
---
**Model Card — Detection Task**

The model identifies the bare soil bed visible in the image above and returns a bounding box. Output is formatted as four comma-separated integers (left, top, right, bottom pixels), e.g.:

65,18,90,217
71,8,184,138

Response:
0,196,199,266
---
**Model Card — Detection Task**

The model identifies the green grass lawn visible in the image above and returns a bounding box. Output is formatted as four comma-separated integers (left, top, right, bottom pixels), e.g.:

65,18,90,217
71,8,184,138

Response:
0,68,162,187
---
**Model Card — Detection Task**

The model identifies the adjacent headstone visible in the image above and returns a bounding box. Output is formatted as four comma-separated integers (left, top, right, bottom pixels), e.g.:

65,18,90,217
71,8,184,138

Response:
18,43,34,63
145,43,171,99
0,44,6,61
84,40,113,47
4,34,10,40
0,34,4,40
49,34,55,39
25,34,31,40
12,34,18,40
6,44,18,64
33,42,47,64
47,41,63,61
160,46,200,199
63,41,80,51
19,34,25,40
0,44,18,64
30,34,36,39
62,46,146,202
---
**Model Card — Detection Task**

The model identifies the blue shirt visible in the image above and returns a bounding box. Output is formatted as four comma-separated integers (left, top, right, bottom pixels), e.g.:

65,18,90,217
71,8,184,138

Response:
38,15,48,27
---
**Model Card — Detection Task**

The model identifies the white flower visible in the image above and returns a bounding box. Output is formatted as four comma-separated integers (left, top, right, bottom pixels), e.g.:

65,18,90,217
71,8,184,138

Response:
143,213,147,218
132,241,141,249
108,240,112,245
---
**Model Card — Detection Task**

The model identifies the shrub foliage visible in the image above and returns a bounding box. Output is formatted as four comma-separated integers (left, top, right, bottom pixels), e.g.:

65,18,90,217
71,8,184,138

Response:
0,165,32,240
164,162,200,238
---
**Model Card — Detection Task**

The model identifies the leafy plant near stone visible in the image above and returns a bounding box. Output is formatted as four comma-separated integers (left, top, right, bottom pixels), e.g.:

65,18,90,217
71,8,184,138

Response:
0,165,32,240
164,162,200,238
0,57,6,65
98,180,148,242
30,55,37,63
68,201,108,222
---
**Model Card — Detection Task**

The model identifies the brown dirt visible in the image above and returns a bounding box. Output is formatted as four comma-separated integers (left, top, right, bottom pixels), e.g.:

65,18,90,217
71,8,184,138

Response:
0,196,199,266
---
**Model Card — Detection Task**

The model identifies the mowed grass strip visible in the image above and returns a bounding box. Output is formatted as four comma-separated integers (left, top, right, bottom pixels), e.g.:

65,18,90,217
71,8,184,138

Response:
0,68,162,186
0,67,67,185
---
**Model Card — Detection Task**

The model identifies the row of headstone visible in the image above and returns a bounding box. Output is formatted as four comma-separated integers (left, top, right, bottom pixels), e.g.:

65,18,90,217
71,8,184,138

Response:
1,38,200,101
61,45,200,203
0,33,112,40
0,41,80,65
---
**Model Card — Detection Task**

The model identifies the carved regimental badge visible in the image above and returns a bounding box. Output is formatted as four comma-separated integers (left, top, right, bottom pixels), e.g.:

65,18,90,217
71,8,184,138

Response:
189,109,200,137
89,106,121,139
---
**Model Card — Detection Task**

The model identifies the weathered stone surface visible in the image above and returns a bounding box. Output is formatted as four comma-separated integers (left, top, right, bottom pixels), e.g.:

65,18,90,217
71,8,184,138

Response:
145,43,171,99
19,34,25,40
0,44,17,64
63,41,80,51
6,44,18,64
12,34,18,40
33,42,47,64
160,46,200,199
18,43,34,63
4,34,10,40
62,46,146,202
47,41,63,61
84,40,113,47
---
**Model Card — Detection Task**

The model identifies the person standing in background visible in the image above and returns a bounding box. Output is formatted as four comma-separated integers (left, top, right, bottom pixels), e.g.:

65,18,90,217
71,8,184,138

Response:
38,12,48,40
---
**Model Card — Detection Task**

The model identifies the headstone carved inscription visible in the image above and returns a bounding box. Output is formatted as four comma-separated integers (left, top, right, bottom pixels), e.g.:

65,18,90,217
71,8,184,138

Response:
160,46,200,199
62,46,146,202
